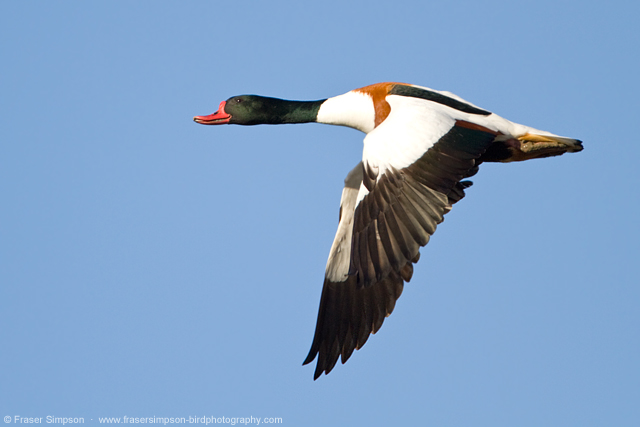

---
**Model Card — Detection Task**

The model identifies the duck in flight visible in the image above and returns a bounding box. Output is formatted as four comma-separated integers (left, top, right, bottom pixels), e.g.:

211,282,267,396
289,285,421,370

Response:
194,82,583,380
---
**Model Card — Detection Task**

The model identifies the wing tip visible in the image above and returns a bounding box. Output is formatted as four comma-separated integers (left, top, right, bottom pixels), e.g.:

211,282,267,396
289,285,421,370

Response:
302,350,316,367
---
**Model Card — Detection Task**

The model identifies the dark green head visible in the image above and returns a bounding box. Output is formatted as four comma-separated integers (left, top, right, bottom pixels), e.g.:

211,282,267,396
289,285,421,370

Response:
194,95,325,126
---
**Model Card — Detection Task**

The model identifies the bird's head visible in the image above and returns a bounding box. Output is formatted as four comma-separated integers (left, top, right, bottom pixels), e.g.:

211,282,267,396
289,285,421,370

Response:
194,95,301,126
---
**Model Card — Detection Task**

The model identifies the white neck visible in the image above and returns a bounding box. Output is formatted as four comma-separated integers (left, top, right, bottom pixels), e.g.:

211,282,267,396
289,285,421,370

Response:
316,91,375,134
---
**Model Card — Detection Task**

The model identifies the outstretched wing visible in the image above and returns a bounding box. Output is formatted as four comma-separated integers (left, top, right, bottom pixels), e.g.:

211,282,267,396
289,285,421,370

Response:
302,163,408,380
350,120,497,288
304,95,500,379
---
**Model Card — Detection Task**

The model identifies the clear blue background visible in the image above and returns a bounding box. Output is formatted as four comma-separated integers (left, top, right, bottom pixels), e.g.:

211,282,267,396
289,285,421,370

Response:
2,1,639,425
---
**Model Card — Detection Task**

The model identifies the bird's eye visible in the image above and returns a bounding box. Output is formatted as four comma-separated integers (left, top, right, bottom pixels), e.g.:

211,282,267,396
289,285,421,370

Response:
235,98,242,103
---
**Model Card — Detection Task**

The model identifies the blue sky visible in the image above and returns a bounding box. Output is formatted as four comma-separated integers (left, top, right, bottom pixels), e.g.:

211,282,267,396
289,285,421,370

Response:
1,1,639,426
